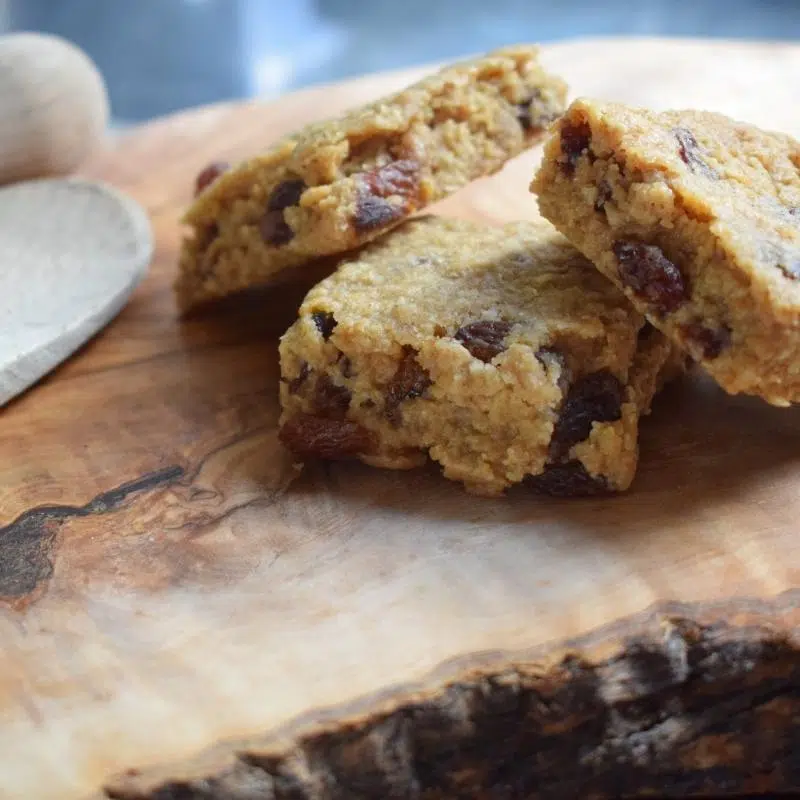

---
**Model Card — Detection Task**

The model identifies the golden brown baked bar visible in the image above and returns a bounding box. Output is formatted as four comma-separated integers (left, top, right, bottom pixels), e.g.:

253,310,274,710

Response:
278,216,684,497
177,46,567,311
532,98,800,406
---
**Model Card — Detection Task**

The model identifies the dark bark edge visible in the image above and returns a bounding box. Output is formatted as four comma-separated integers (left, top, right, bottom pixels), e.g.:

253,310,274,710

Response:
106,592,800,799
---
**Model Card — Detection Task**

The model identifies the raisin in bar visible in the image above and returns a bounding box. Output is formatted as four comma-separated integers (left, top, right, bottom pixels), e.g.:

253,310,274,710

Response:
278,216,684,497
532,97,800,406
176,45,567,312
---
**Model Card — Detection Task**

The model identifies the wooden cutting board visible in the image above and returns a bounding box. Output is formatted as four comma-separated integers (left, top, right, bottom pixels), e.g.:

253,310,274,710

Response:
0,37,798,800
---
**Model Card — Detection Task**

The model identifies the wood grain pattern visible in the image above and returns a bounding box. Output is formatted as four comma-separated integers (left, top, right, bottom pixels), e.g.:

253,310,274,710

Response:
0,38,798,800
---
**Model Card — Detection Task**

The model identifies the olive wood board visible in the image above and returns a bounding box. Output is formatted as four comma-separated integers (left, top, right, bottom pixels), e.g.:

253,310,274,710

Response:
0,37,798,800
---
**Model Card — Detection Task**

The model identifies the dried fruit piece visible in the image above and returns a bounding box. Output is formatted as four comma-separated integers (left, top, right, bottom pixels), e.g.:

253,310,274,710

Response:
613,240,688,314
455,320,513,363
673,127,718,179
279,414,372,460
260,179,307,246
559,119,592,175
354,160,420,233
268,179,307,211
550,371,624,461
363,159,419,198
313,374,351,418
312,311,337,340
385,346,432,425
194,161,229,195
517,90,561,133
529,366,622,491
286,362,311,394
354,195,402,232
680,321,732,360
525,461,610,497
259,210,293,246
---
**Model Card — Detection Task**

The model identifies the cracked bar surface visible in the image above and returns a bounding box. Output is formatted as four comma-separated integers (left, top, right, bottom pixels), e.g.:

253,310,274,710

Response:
278,216,684,497
176,46,567,312
532,98,800,406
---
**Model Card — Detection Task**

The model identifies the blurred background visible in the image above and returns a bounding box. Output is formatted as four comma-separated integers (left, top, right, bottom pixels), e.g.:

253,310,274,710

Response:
2,0,800,126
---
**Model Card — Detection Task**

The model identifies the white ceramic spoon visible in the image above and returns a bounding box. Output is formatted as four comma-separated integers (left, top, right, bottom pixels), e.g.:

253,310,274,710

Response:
0,178,153,406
